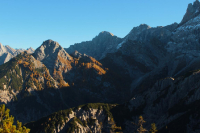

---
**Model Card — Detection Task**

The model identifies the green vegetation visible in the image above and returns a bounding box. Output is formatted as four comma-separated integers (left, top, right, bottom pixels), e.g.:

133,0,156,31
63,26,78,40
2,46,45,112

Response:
66,117,83,133
0,54,23,91
87,118,96,126
132,116,157,133
76,103,117,118
25,108,72,133
24,102,159,133
136,116,148,133
0,52,57,95
25,103,117,133
0,104,30,133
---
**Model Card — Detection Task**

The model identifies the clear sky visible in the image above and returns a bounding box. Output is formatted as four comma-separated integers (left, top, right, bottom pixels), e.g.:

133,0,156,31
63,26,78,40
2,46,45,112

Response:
0,0,195,50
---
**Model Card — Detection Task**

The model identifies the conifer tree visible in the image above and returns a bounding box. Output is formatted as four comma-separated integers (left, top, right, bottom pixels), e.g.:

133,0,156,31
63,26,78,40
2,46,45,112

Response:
137,116,148,133
149,123,158,133
0,104,30,133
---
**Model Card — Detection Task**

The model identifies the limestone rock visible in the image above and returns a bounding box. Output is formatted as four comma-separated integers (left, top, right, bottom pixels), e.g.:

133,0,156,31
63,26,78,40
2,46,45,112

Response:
180,0,200,25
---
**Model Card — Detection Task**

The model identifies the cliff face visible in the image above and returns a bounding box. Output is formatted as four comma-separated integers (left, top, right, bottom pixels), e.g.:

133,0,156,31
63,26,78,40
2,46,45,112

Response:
180,0,200,25
25,103,121,133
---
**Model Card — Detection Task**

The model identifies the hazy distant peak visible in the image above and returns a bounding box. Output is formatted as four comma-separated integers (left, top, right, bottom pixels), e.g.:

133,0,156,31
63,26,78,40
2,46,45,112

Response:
0,43,7,53
5,45,15,50
5,45,12,49
15,48,25,51
0,43,4,48
27,47,34,51
26,47,35,53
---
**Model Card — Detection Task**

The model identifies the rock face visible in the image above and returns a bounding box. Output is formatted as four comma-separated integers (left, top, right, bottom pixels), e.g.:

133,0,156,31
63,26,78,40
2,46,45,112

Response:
25,103,121,133
33,39,73,75
122,70,200,133
65,31,123,60
180,0,200,25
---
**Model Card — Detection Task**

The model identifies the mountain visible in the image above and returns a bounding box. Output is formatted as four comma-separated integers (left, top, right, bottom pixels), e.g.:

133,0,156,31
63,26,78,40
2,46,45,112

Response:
24,71,200,133
26,47,35,53
1,1,200,133
23,1,200,132
33,39,74,75
180,0,200,26
101,0,200,94
0,43,35,65
24,68,200,132
34,40,131,103
0,40,131,124
65,31,123,60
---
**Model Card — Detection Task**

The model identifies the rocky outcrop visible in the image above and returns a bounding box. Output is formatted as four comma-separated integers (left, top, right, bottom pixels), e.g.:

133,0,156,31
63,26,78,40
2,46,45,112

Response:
25,103,120,133
180,0,200,26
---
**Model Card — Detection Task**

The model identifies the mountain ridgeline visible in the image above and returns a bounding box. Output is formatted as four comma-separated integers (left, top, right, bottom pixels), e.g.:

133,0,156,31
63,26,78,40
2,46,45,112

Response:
1,0,200,133
0,43,34,65
65,31,123,60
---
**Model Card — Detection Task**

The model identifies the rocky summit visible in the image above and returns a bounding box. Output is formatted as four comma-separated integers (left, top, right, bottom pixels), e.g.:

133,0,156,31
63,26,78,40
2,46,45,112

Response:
180,0,200,25
65,31,123,60
1,1,200,133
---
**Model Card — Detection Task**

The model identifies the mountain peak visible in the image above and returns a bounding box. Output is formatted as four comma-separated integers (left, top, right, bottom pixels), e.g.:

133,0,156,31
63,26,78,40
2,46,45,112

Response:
0,43,4,48
180,0,200,25
0,43,7,53
139,24,151,29
98,31,114,36
194,0,200,7
42,39,60,47
26,47,35,53
34,40,62,61
27,47,34,51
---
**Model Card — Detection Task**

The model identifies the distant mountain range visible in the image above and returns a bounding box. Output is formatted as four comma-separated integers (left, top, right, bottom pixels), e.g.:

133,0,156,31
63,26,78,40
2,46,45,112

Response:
0,43,34,65
1,0,200,133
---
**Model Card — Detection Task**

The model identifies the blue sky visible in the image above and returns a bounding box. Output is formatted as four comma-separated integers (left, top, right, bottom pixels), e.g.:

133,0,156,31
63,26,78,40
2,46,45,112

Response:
0,0,194,49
